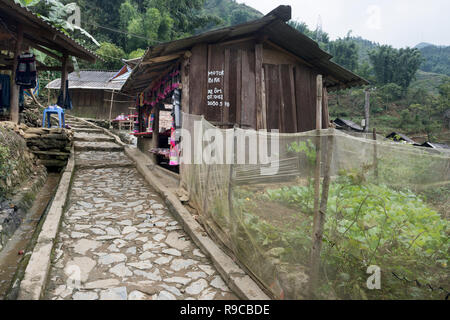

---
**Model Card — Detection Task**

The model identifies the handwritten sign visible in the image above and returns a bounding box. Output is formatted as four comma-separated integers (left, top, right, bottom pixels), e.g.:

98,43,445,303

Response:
207,70,230,108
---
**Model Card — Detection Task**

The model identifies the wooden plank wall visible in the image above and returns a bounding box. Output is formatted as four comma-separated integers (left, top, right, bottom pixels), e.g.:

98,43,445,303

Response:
68,89,134,119
187,41,329,132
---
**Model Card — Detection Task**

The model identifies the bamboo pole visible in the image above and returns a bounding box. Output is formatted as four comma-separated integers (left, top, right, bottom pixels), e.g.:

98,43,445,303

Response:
373,128,379,180
309,74,326,298
109,89,115,125
364,90,370,133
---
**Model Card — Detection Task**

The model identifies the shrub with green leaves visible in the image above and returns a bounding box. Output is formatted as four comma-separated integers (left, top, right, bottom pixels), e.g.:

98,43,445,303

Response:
235,172,449,299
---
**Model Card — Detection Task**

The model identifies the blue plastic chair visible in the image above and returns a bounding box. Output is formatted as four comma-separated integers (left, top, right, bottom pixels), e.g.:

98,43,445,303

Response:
42,105,65,128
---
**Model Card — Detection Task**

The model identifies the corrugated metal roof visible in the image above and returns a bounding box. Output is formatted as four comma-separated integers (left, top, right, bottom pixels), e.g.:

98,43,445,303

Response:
46,70,126,90
334,118,364,132
121,5,368,95
386,132,416,144
0,0,98,62
421,142,450,150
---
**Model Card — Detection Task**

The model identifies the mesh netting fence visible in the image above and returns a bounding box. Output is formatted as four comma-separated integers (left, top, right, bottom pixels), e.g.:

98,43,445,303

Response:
180,113,449,300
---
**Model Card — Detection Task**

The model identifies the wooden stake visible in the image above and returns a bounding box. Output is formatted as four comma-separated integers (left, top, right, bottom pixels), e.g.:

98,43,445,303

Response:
373,128,379,180
316,75,323,130
109,89,115,125
364,90,370,133
309,74,325,298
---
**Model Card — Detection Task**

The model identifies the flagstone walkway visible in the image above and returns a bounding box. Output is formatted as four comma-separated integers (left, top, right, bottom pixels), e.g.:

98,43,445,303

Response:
44,119,236,300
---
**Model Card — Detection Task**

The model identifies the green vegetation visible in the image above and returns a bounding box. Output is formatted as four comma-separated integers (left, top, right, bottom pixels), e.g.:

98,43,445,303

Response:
203,0,262,29
250,175,448,299
418,44,450,76
231,147,449,300
369,46,422,94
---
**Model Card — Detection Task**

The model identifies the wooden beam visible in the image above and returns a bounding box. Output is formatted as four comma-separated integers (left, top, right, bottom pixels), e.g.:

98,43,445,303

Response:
10,23,23,124
0,65,72,72
142,60,182,94
141,52,186,65
0,33,12,41
24,39,63,62
61,53,69,103
181,57,190,114
217,36,255,47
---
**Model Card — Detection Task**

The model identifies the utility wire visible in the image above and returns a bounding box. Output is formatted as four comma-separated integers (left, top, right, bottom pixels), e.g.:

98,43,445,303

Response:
83,21,161,45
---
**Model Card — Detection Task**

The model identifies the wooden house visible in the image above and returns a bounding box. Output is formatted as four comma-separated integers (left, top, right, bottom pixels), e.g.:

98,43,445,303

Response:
46,69,135,120
120,5,368,166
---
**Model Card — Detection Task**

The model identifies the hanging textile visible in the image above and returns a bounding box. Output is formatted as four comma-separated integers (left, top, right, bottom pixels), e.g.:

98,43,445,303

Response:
57,80,73,110
0,74,10,108
24,78,40,98
169,118,179,166
15,53,37,89
172,88,182,142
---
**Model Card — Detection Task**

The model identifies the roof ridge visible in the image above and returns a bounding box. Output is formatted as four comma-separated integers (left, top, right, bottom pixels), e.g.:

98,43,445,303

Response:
77,69,119,73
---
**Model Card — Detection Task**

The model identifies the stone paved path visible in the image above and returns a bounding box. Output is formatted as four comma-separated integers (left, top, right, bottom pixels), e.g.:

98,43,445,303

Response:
44,119,237,300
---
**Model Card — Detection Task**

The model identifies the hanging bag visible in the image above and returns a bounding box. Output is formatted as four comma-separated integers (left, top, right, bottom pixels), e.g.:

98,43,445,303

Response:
15,53,37,89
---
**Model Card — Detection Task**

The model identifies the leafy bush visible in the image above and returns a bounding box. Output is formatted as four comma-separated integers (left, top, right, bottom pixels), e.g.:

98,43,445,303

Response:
236,173,449,299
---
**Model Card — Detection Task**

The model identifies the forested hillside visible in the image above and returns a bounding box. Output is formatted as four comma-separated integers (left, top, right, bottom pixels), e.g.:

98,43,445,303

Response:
417,44,450,76
287,19,449,143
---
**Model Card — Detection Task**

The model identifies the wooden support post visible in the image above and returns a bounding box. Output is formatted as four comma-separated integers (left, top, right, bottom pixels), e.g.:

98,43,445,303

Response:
309,74,325,298
61,53,69,103
364,90,370,133
10,24,23,124
150,106,160,163
316,75,323,130
109,89,115,124
181,57,190,114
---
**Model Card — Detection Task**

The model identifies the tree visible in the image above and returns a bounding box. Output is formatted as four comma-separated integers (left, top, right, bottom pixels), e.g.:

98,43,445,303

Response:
128,48,146,59
230,8,253,26
94,42,126,70
369,45,423,94
119,0,140,47
328,39,359,72
395,48,423,92
289,19,329,49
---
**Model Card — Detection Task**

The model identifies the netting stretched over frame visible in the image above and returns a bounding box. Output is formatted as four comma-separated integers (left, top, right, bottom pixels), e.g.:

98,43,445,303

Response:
180,113,449,300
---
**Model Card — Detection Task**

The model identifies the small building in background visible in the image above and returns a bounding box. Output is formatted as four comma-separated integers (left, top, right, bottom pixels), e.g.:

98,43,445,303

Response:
419,142,450,150
386,132,416,144
333,118,364,132
46,68,135,120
